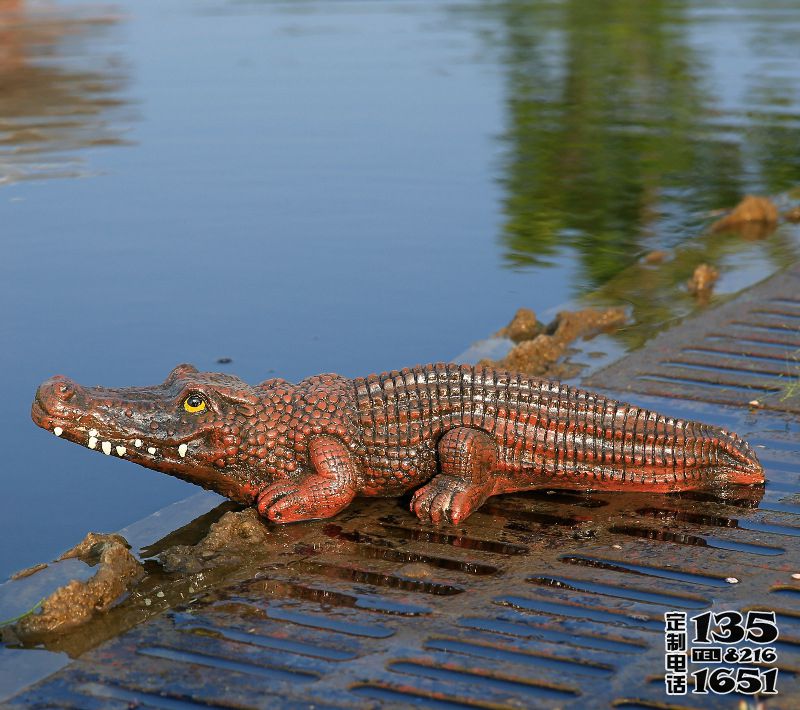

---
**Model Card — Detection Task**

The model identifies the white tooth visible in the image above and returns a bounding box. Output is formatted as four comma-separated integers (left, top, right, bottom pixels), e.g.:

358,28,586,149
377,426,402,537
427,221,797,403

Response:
116,446,126,457
134,439,142,448
88,437,98,449
101,441,112,455
53,427,63,437
147,447,157,455
89,429,98,438
178,443,188,458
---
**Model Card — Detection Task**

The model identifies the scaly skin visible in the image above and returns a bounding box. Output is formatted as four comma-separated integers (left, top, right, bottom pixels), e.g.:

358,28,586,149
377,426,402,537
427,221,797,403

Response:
32,363,764,525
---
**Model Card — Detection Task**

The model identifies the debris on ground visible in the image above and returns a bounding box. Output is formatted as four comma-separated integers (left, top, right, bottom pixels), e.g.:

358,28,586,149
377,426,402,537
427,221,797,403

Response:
710,195,778,237
157,508,270,574
10,563,48,581
482,307,627,378
687,263,719,297
642,250,668,264
396,563,435,579
496,307,544,342
12,533,143,640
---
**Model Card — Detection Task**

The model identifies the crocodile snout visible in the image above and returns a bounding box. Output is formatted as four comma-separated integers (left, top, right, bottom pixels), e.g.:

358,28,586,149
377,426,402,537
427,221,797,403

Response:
35,375,83,413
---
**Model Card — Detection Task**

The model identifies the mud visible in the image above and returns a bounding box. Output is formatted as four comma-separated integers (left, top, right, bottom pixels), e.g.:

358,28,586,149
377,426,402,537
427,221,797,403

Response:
482,307,627,378
687,263,719,297
710,195,778,238
496,307,544,342
157,508,270,574
11,533,143,641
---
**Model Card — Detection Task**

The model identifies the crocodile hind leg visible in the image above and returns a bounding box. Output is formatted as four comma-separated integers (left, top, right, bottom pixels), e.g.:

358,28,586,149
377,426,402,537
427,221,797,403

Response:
411,427,499,525
257,435,357,523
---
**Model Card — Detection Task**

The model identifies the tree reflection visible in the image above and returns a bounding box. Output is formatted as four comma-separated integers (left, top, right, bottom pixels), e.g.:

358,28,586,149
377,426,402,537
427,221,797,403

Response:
474,0,800,290
0,1,130,185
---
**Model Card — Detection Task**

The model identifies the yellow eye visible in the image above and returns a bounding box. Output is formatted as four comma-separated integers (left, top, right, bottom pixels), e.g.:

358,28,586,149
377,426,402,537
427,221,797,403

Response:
183,394,207,413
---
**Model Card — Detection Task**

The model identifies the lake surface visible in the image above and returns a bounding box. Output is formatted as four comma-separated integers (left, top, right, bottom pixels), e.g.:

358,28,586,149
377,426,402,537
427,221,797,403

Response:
2,0,800,580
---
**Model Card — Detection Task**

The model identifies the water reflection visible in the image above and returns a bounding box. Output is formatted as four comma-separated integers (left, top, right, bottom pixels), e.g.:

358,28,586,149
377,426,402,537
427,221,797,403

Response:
0,0,130,184
471,0,800,288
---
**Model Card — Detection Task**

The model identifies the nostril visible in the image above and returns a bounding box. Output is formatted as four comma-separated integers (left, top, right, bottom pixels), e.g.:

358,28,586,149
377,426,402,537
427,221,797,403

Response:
56,382,75,401
39,376,80,406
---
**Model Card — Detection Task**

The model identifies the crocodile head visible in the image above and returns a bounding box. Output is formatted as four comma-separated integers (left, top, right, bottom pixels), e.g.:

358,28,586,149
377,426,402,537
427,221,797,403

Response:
31,364,268,503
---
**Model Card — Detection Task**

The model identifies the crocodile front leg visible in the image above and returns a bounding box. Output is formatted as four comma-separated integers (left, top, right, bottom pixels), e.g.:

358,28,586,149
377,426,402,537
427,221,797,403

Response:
256,436,358,523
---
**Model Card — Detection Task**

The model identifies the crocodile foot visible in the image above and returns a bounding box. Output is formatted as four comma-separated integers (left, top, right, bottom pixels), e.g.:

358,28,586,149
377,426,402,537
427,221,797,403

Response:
410,474,493,526
256,476,355,523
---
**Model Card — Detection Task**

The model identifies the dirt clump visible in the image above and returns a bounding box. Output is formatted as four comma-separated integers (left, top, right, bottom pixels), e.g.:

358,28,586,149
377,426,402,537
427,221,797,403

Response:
13,533,143,640
784,207,800,223
711,195,778,238
158,508,270,574
483,307,627,377
687,263,719,297
496,307,544,342
642,250,668,264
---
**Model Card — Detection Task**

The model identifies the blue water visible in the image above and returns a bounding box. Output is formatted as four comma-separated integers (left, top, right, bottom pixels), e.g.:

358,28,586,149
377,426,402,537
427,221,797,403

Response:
2,0,800,580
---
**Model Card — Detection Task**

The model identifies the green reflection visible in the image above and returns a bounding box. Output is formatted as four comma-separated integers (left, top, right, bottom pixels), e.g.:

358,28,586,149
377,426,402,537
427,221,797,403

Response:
479,0,800,289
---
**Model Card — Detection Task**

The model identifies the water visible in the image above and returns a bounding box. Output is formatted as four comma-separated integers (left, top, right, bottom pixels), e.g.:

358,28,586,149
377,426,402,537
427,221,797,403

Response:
2,0,800,582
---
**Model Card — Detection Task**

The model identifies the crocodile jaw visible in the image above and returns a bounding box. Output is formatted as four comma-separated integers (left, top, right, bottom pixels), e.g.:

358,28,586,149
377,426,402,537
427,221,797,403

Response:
31,372,260,504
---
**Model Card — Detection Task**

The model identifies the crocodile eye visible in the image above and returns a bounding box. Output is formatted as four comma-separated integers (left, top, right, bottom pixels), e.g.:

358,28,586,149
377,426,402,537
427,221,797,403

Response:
183,394,207,414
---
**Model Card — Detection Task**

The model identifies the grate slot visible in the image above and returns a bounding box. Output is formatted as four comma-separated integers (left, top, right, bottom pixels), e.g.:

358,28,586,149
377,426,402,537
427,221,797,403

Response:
322,525,500,575
759,500,800,516
264,603,395,639
376,521,529,555
295,560,465,595
660,355,794,378
246,576,432,615
770,297,800,306
706,331,800,348
751,308,800,320
526,576,709,609
558,554,731,588
350,682,498,709
387,659,579,700
424,637,614,677
609,524,785,555
174,621,359,661
478,501,587,526
459,616,648,653
137,646,319,682
637,372,781,394
511,490,609,508
682,344,799,363
78,682,238,710
493,594,663,631
731,320,800,335
636,507,800,538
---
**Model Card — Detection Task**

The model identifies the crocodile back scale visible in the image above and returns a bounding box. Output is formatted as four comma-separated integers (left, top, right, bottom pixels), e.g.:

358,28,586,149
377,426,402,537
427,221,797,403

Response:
32,362,764,524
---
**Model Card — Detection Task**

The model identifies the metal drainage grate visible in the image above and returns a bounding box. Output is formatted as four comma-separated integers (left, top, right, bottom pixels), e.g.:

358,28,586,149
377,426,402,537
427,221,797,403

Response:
5,268,800,709
586,264,800,413
4,412,800,709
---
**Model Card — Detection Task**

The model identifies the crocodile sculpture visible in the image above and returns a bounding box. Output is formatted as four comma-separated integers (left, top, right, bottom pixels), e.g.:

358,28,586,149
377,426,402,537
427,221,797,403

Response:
32,363,764,524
